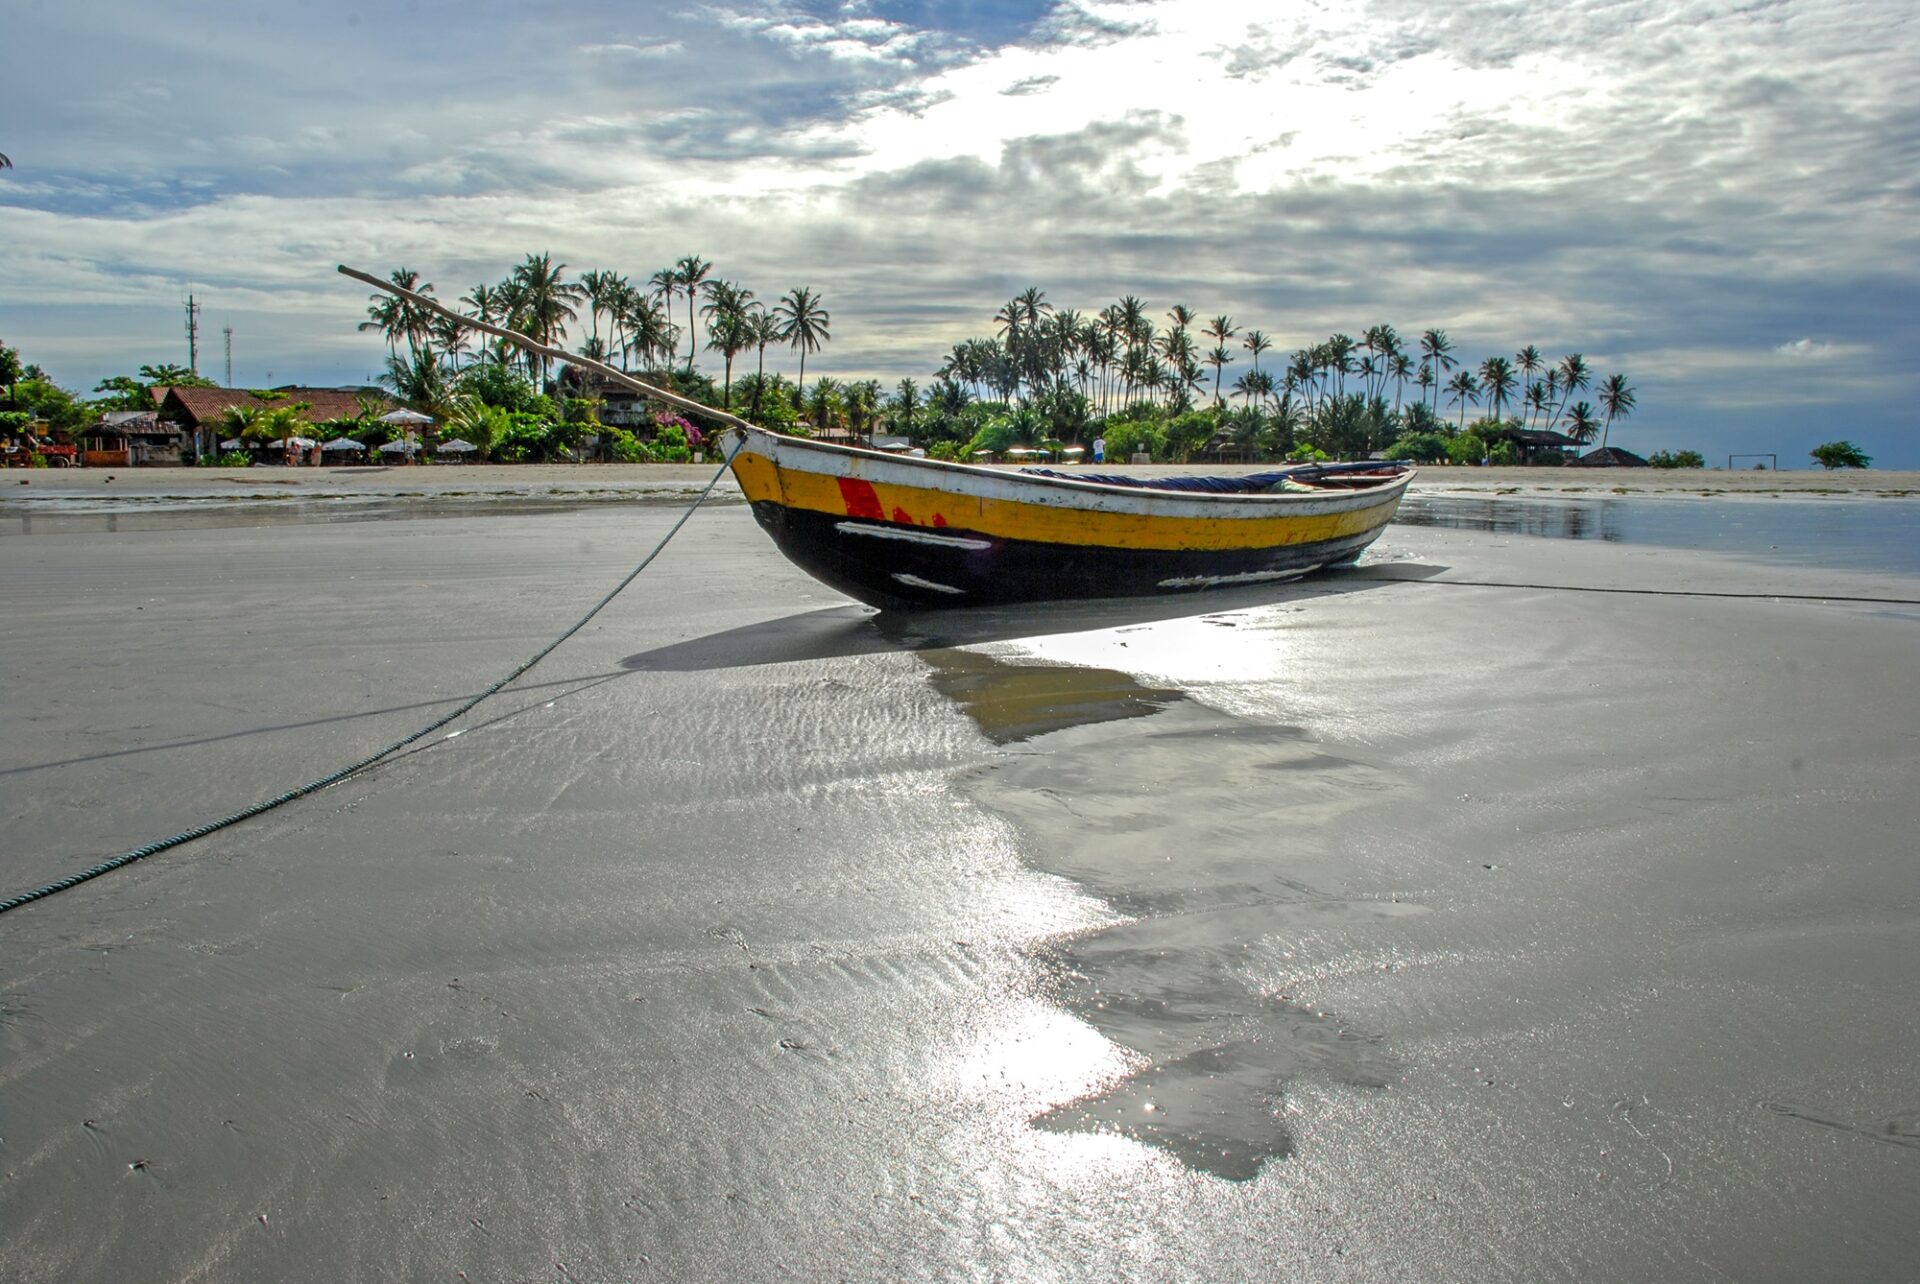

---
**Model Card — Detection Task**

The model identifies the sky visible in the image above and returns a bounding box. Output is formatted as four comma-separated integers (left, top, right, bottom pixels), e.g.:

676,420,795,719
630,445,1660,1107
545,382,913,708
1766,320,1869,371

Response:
3,0,1916,467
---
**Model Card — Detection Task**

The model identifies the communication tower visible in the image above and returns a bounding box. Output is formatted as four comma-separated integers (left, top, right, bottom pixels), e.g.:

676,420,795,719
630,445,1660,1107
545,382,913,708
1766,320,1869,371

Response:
184,294,203,375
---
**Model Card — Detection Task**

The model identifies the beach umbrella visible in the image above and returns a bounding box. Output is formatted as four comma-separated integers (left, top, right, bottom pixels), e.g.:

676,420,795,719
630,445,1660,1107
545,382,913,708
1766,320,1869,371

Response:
219,438,245,450
283,436,319,449
321,437,363,452
378,408,434,426
377,439,418,455
435,438,477,454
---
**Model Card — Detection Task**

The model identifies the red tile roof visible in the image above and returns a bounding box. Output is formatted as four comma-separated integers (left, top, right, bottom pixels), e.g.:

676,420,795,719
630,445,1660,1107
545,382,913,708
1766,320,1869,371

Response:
162,386,393,428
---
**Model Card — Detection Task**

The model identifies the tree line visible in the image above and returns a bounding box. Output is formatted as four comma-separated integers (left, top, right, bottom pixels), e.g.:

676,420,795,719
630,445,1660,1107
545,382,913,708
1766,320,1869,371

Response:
350,256,1643,466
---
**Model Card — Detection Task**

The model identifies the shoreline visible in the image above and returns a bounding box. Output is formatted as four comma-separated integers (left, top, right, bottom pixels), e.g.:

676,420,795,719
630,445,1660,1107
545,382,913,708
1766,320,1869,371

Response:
5,462,1917,504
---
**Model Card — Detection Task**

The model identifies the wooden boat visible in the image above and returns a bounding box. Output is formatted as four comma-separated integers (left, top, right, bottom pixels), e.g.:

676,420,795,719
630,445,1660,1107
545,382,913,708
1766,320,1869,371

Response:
720,425,1413,610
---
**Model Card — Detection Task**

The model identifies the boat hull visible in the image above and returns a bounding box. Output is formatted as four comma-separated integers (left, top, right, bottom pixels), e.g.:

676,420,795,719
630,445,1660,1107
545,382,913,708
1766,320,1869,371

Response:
722,427,1411,611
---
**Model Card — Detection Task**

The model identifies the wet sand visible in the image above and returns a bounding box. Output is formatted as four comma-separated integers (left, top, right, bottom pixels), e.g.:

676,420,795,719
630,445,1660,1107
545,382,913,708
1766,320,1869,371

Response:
2,492,1918,1280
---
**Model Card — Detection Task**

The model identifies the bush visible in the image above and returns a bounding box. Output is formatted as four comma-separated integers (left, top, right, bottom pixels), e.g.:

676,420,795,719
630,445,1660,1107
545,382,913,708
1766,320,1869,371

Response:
1445,433,1489,466
459,365,544,413
1101,418,1165,462
1809,440,1870,469
607,429,654,463
217,450,251,467
1287,443,1331,463
1164,411,1217,463
652,425,693,463
1648,449,1705,469
1384,432,1450,463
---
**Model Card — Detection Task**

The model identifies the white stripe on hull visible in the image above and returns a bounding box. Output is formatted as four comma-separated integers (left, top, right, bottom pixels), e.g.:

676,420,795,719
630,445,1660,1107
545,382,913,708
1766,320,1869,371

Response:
835,521,993,550
1156,564,1323,589
890,573,966,595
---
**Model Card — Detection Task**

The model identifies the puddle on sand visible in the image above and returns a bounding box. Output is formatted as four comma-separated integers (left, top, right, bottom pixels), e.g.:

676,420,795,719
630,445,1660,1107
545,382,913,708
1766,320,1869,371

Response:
919,649,1405,1181
923,649,1184,744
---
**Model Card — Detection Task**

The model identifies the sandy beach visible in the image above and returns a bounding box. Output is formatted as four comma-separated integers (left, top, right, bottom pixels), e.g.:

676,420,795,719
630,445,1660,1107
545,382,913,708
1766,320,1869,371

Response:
6,460,1919,503
3,480,1917,1280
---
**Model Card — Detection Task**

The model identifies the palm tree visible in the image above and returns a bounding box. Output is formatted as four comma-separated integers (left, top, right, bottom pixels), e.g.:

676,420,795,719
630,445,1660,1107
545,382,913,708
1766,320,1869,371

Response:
1564,402,1601,446
1524,380,1549,427
138,362,206,387
773,286,830,394
358,268,433,359
1446,370,1480,430
1597,373,1636,450
673,255,713,374
893,378,919,438
1201,315,1237,405
1232,368,1274,409
1325,333,1357,397
620,288,675,374
509,253,581,388
1549,353,1591,429
1419,329,1457,411
381,347,456,420
1206,345,1234,406
462,283,504,366
1241,328,1271,373
1478,356,1516,424
1388,352,1414,413
1364,324,1401,400
429,313,470,372
701,281,755,408
1514,345,1543,424
0,153,12,169
578,270,626,353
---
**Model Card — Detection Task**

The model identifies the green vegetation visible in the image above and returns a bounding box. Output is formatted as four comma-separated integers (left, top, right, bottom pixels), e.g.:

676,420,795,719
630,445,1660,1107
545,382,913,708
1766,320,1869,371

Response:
1810,440,1871,470
350,262,1651,463
1648,449,1706,469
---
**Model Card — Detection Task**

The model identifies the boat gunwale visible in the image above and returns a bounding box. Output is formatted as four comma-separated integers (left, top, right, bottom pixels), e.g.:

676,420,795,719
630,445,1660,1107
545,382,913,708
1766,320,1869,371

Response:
723,426,1416,515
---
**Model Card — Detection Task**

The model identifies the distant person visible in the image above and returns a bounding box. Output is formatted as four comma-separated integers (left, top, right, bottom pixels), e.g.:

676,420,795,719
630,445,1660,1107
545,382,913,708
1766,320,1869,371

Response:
1092,435,1106,465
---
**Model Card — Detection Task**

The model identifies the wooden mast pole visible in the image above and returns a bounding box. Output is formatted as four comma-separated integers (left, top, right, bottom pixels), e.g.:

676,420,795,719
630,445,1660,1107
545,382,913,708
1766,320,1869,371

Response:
336,264,759,434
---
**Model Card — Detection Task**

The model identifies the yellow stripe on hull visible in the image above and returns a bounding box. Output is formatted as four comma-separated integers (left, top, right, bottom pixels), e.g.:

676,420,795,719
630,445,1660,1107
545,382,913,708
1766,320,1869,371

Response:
728,448,1402,552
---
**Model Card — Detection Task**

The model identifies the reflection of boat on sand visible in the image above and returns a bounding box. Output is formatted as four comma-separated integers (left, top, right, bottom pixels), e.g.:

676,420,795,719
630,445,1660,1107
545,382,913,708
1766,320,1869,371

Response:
720,425,1413,610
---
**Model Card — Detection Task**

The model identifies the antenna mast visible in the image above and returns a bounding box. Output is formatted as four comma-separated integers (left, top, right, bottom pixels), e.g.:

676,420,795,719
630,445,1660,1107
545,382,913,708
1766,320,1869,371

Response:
184,294,203,375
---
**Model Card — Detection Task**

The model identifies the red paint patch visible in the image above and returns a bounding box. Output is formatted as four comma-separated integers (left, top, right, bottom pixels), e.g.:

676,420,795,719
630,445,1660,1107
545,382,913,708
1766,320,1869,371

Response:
931,513,948,528
891,506,913,525
837,477,884,520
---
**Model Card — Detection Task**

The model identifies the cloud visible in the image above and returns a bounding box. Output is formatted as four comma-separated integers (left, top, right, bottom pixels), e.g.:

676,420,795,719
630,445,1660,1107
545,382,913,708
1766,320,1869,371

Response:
1776,338,1836,358
578,40,685,59
1001,75,1061,96
2,0,1917,465
1028,2,1157,49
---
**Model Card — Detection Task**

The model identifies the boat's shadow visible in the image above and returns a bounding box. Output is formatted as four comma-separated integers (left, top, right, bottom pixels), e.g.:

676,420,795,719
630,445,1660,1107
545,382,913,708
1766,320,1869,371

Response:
621,564,1444,672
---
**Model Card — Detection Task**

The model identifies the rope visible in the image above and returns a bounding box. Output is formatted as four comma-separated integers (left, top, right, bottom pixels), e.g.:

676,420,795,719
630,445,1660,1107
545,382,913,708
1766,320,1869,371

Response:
1344,570,1920,606
0,446,741,918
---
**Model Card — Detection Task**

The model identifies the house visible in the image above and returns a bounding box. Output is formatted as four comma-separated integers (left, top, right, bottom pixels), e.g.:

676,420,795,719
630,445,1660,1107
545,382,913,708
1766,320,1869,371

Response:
158,387,392,459
1571,446,1648,468
567,373,662,429
1198,434,1257,464
82,410,188,466
1484,427,1581,465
